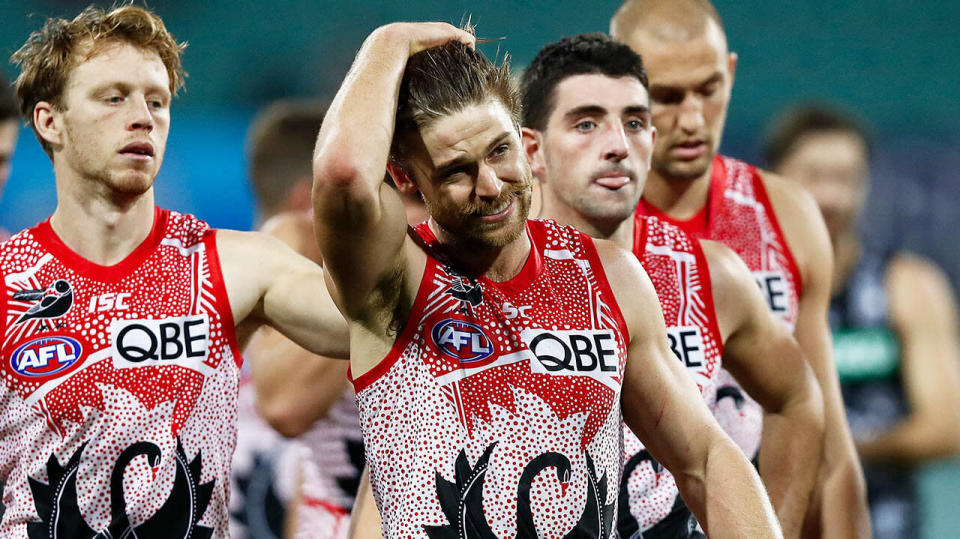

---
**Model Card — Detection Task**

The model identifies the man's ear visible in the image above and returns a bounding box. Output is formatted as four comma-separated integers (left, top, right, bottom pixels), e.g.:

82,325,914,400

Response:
727,51,738,90
34,101,63,149
521,127,547,183
386,161,418,196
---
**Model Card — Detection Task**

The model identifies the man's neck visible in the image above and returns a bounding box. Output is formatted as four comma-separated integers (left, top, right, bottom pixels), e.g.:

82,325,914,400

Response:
538,193,635,252
831,230,861,296
641,164,712,221
429,220,532,283
50,174,156,266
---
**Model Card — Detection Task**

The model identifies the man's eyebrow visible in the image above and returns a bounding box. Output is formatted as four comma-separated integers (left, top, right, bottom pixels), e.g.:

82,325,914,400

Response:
562,105,607,121
434,131,512,174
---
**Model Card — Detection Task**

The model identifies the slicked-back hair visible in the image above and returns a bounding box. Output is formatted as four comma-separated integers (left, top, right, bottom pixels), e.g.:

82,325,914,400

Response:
390,40,519,169
763,104,873,170
11,4,187,158
248,99,327,219
520,33,648,131
0,74,17,123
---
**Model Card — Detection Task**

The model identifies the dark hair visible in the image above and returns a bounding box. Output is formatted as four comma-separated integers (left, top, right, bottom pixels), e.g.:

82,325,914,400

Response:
520,33,648,131
763,104,873,170
0,74,17,123
11,4,186,157
391,39,518,167
247,99,327,218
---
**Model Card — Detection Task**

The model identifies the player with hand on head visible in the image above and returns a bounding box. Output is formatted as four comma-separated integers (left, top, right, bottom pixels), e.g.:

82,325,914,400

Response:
611,1,869,536
2,6,347,536
314,21,780,538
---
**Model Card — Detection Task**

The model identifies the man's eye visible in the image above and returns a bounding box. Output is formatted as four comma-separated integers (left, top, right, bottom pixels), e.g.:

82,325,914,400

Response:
625,119,645,131
106,96,123,104
575,120,596,132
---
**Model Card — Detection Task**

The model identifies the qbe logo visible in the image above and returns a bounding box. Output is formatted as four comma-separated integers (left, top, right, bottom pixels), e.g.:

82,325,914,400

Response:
431,319,495,364
110,315,214,374
10,336,83,377
520,328,622,390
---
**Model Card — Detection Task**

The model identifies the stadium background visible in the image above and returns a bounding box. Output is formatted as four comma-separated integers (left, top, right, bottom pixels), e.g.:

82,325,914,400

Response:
1,1,959,535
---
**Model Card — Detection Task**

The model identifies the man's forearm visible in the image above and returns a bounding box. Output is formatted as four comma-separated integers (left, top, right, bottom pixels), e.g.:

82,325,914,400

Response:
758,398,824,537
676,436,783,539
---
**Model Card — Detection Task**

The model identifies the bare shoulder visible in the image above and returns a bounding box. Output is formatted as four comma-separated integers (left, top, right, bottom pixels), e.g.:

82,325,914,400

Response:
886,252,958,323
260,210,321,262
699,239,746,279
592,237,646,284
757,169,832,285
699,239,755,304
591,237,662,338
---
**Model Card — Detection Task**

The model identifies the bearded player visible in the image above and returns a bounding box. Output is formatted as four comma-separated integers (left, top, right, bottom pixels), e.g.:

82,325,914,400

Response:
2,6,347,536
313,21,780,538
611,1,869,536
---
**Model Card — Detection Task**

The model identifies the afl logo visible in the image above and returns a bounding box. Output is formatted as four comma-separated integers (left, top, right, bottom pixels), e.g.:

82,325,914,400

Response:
431,319,495,363
10,336,83,377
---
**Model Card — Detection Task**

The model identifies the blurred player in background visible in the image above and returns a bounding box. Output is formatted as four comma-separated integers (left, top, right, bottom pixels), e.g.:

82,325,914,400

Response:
0,74,20,240
242,99,363,539
521,33,823,538
611,1,869,535
764,104,960,539
3,6,347,536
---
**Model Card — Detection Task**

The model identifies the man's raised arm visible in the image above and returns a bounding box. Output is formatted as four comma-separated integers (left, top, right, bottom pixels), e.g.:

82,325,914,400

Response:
597,240,782,538
703,239,825,538
311,23,475,314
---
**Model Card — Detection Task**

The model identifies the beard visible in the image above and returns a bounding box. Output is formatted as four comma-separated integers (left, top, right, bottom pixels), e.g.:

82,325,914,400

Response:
427,176,533,251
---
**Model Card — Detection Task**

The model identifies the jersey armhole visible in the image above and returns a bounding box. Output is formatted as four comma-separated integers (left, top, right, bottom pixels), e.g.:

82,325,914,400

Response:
202,230,243,369
691,239,725,358
578,232,631,346
350,247,438,394
752,171,804,299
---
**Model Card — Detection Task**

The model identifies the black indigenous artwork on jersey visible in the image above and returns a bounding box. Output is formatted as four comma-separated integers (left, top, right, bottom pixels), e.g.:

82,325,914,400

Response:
27,438,214,538
443,265,484,314
424,443,614,538
13,279,73,327
617,449,705,539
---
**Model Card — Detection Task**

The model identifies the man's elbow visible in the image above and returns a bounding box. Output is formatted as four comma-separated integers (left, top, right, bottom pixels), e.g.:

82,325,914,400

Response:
257,394,318,438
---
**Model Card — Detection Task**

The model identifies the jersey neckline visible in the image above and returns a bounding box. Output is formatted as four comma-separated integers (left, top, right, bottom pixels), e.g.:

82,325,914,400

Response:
32,207,169,283
638,154,726,237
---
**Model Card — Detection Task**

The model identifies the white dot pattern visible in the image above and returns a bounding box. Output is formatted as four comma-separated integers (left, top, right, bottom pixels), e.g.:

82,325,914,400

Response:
356,219,629,538
0,209,241,537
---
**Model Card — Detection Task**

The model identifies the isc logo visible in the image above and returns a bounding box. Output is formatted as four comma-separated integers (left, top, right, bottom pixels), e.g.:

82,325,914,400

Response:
110,315,213,374
431,319,495,363
10,336,83,377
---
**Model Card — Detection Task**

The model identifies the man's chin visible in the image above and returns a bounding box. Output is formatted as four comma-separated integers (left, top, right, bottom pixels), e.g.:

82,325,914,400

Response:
656,157,712,183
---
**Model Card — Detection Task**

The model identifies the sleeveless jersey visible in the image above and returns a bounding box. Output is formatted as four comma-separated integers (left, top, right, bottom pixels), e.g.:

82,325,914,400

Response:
617,215,723,538
352,219,630,538
0,208,241,538
829,248,914,537
292,387,365,539
638,154,802,458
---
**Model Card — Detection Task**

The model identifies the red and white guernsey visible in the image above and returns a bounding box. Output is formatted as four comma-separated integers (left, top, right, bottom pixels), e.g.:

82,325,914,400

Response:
0,208,241,538
617,215,723,537
639,154,802,459
292,387,365,539
352,219,629,539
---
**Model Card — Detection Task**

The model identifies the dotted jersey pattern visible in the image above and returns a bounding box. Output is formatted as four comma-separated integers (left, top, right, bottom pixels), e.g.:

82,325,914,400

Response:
294,387,363,538
620,215,723,534
353,219,629,538
638,155,801,459
0,208,240,537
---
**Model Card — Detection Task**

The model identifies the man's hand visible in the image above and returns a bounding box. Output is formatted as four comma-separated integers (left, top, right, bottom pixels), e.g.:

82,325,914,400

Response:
373,22,475,56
